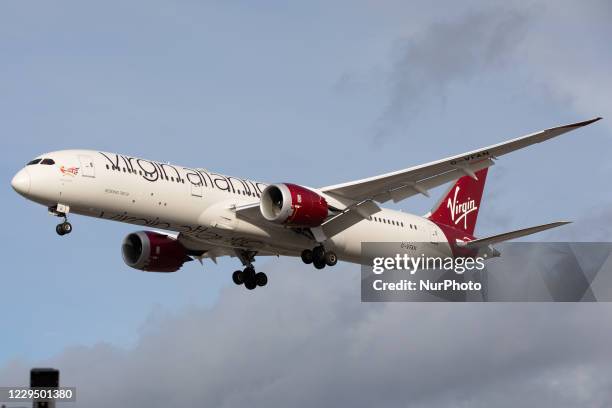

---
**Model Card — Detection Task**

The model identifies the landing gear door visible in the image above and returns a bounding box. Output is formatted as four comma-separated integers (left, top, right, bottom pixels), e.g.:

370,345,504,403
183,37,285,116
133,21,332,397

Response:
79,155,95,178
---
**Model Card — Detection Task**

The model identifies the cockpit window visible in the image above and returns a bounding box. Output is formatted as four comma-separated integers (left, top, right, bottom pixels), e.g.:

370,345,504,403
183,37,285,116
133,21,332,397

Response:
40,158,55,165
26,158,42,166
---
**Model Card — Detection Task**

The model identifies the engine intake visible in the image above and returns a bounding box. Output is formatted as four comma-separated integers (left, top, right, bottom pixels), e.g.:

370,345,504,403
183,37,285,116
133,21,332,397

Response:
122,231,190,272
260,183,328,227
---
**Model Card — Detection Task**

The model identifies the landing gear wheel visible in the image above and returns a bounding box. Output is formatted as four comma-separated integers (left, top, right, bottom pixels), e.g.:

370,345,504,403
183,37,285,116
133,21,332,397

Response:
56,222,71,235
243,266,256,290
301,249,313,264
324,251,337,266
313,258,326,269
312,246,325,263
244,277,257,290
255,272,268,287
61,222,72,234
232,270,243,285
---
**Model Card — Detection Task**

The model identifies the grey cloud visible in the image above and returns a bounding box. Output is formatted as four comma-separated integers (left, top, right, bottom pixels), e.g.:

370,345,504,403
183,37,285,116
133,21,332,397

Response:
514,0,612,130
1,260,611,407
373,9,530,143
543,204,612,242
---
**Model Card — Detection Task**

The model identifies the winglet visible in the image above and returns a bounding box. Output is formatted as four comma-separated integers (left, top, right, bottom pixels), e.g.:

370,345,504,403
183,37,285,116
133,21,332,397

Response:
557,117,602,129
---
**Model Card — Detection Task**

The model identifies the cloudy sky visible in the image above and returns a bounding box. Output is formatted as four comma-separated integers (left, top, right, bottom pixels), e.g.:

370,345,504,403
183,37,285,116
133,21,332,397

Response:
1,0,611,406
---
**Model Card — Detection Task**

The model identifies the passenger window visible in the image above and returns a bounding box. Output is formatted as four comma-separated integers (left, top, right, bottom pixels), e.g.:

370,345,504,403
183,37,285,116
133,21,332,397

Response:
26,159,42,165
40,158,55,165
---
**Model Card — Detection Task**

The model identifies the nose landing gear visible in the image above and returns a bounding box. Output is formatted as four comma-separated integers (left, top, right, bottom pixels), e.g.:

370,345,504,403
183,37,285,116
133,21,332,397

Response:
49,204,72,236
301,246,337,269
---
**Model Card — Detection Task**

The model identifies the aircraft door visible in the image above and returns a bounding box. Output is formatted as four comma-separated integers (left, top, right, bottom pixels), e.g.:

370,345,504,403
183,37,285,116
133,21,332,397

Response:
429,222,440,245
191,181,203,197
79,155,95,178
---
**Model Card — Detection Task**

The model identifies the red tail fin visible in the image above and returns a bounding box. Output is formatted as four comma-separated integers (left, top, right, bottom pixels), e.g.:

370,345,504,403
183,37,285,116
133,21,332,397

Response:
428,168,488,235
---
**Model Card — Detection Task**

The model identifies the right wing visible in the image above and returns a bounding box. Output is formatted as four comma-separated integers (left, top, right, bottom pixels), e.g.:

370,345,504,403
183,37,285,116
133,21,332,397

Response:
320,118,602,205
177,232,291,263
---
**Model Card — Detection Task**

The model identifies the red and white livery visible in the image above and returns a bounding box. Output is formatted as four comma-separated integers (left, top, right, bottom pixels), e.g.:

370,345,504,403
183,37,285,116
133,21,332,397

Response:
11,118,601,289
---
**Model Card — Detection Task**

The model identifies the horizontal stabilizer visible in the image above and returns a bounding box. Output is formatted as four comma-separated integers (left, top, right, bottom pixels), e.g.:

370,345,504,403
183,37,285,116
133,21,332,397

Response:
460,221,571,248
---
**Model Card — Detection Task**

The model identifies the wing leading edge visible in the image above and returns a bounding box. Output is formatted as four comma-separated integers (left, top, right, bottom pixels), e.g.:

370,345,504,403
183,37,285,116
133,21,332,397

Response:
320,117,602,204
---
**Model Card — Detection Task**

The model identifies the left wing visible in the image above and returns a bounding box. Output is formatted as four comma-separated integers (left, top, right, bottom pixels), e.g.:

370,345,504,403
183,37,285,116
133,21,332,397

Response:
233,118,599,242
320,118,601,205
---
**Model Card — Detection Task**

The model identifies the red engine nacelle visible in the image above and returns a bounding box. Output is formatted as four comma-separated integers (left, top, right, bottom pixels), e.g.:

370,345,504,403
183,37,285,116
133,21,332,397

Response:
260,183,328,227
121,231,191,272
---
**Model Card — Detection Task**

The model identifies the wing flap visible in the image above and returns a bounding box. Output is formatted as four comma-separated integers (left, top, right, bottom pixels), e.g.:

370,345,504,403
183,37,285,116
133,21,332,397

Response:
374,158,494,204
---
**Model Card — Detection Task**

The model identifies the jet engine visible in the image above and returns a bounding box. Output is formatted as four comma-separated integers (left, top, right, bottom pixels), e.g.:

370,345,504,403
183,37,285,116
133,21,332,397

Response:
121,231,191,272
260,183,328,227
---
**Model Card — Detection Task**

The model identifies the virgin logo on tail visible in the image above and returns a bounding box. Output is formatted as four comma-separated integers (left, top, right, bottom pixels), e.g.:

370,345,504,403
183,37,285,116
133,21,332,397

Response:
447,186,477,230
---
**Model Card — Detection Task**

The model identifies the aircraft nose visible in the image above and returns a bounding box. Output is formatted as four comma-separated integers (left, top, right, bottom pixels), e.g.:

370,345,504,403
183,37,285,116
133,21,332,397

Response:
11,168,31,195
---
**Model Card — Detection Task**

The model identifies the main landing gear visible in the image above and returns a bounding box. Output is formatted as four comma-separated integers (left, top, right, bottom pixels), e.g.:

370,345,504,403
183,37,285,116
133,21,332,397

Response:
232,267,268,290
301,246,337,269
233,249,267,290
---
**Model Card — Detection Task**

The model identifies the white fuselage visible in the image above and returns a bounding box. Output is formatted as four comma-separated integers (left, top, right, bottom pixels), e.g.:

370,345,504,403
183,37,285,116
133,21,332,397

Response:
12,150,454,265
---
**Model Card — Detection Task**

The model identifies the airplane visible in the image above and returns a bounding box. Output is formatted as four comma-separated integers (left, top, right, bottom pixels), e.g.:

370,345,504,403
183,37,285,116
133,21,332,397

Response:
11,117,601,290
